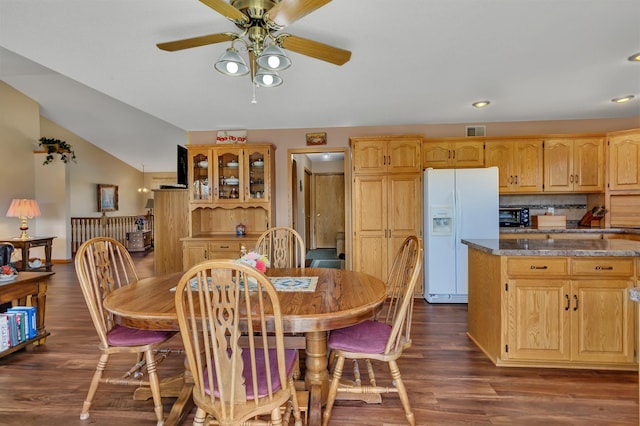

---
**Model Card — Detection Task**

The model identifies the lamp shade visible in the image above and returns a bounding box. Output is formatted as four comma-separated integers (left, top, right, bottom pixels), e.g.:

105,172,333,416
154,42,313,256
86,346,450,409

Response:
214,48,250,76
254,68,283,88
6,199,41,218
145,198,154,209
6,199,40,240
256,44,291,71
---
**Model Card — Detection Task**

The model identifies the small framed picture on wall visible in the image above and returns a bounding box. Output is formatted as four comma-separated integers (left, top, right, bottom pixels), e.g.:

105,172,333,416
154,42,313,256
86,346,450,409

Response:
306,132,327,146
97,184,118,212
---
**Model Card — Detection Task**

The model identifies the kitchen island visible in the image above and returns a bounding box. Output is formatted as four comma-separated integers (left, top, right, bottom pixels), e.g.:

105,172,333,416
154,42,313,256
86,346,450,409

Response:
462,238,640,370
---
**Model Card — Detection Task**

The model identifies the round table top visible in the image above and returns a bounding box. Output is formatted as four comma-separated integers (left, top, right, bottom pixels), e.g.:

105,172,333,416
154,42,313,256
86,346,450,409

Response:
104,267,387,333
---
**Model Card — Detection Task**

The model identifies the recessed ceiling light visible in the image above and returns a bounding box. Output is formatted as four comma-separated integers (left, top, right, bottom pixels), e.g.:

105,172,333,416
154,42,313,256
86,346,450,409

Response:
611,95,635,103
472,100,490,108
628,52,640,62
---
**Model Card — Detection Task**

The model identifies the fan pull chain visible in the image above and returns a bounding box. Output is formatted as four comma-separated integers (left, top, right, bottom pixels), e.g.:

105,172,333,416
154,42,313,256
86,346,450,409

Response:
251,83,257,104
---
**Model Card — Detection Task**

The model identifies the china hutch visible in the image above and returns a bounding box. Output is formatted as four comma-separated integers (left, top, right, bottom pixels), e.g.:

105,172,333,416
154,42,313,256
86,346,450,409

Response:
181,143,276,269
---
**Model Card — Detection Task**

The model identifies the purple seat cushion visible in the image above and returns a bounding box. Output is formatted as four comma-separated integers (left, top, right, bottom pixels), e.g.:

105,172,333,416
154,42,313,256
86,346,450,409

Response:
328,320,392,354
107,325,173,346
203,348,298,399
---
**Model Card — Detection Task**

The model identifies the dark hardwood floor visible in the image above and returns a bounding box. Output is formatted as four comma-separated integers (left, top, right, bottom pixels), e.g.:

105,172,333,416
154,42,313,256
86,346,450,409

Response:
0,252,638,425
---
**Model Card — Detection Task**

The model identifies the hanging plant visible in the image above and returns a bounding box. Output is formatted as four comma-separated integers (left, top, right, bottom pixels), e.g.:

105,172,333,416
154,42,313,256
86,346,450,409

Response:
38,137,77,165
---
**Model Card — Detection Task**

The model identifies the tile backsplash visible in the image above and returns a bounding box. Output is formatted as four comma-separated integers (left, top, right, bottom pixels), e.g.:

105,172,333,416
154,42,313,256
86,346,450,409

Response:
500,194,587,223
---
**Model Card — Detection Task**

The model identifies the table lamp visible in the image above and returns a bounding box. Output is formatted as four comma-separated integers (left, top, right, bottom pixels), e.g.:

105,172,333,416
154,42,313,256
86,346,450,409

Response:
6,199,41,240
145,198,154,215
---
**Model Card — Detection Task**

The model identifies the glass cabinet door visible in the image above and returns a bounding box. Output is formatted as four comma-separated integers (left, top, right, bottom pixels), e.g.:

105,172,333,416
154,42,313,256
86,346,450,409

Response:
245,146,269,203
214,147,242,203
190,149,211,202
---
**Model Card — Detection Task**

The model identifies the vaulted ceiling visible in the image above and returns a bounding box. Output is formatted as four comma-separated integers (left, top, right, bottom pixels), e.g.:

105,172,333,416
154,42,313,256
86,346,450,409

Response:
1,0,639,172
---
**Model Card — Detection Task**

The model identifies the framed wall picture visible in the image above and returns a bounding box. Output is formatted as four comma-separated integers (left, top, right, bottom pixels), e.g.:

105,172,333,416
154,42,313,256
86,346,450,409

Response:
306,132,327,146
97,184,118,212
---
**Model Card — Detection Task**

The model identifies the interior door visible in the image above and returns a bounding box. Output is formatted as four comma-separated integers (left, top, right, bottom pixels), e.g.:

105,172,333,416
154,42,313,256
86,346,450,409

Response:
314,173,345,248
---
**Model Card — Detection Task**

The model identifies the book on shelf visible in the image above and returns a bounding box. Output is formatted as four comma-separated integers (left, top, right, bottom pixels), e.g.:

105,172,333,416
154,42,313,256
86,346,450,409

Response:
7,306,36,339
0,315,9,351
2,312,18,347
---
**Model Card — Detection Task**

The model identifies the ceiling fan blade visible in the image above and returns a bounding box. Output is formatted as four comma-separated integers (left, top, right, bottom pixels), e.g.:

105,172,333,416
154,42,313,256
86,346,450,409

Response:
199,0,249,24
266,0,332,29
157,32,237,52
280,34,351,65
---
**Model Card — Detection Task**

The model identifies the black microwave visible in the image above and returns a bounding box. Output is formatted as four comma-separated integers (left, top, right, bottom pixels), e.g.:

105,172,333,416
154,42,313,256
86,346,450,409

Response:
499,207,530,227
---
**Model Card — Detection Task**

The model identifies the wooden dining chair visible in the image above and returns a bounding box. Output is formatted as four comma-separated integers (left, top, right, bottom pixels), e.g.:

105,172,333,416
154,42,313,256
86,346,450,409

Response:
322,236,423,426
175,260,303,426
74,237,176,426
255,226,306,268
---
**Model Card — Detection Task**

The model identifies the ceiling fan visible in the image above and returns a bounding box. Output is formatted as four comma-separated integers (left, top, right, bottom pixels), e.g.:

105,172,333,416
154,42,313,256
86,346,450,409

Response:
157,0,351,86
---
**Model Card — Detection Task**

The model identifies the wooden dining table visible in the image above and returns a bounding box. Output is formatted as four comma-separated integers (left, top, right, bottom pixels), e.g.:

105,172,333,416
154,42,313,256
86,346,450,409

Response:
103,267,387,426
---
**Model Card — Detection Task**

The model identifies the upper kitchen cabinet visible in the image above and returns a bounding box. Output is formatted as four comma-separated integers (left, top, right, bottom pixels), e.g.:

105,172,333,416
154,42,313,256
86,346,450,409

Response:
608,128,640,191
423,138,484,169
351,135,422,174
544,137,604,193
485,138,543,193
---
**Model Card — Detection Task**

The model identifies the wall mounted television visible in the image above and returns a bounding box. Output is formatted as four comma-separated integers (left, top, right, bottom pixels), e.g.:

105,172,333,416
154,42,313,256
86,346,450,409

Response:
177,144,188,188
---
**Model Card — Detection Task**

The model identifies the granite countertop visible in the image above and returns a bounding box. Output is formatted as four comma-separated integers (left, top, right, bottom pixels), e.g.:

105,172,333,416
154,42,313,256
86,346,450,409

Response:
462,238,640,256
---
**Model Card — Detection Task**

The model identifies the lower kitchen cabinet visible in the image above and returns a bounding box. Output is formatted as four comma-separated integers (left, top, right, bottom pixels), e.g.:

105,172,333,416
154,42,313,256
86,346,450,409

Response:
468,249,636,370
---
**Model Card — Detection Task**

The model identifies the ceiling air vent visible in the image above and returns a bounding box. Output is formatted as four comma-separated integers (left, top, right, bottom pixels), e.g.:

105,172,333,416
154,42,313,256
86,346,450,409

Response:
466,125,486,137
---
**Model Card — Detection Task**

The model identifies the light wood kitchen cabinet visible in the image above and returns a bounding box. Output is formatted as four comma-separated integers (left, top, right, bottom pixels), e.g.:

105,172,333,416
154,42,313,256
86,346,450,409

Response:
544,137,604,192
469,249,636,369
351,135,422,295
352,173,422,293
351,135,422,175
422,138,484,169
608,128,640,191
152,188,189,275
507,257,635,365
485,139,543,193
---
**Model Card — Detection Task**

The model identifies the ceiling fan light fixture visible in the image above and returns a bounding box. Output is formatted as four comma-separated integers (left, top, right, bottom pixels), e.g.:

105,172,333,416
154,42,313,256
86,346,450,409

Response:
256,44,291,71
472,100,491,108
254,68,283,87
611,95,635,104
214,47,249,76
628,52,640,62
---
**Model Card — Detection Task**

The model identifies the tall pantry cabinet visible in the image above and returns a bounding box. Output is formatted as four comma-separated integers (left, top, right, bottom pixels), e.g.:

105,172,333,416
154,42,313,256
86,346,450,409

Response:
350,135,423,294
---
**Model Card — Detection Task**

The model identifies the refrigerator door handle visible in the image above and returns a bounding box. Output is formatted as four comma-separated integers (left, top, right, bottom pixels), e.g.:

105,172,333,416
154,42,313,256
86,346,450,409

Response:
452,189,459,249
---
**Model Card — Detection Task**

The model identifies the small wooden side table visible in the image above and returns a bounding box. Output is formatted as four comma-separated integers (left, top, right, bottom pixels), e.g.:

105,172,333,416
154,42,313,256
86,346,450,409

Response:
0,271,54,358
0,237,55,272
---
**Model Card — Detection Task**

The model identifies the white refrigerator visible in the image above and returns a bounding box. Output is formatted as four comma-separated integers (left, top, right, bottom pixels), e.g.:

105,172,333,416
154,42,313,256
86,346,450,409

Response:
423,167,499,303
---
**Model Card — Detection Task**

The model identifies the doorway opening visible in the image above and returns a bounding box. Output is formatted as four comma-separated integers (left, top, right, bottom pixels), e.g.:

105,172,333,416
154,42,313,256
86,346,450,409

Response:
288,148,349,267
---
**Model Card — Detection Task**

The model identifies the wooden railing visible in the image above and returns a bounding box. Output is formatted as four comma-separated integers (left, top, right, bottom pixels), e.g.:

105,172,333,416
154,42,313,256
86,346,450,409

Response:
71,214,154,255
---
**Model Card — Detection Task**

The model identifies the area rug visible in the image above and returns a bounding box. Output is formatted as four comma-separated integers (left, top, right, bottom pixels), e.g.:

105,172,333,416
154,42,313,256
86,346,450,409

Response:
309,259,344,269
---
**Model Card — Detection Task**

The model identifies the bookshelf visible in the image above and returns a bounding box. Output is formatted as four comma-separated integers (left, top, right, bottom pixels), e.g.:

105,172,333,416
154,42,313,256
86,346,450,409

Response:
0,271,53,358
